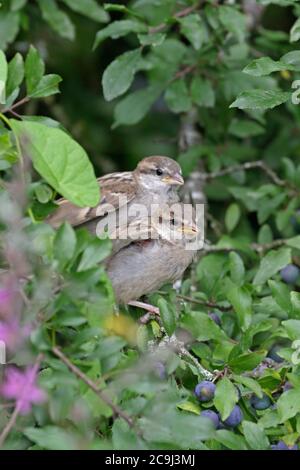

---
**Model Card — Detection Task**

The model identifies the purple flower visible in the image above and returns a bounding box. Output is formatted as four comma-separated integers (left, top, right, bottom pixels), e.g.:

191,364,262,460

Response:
1,366,47,414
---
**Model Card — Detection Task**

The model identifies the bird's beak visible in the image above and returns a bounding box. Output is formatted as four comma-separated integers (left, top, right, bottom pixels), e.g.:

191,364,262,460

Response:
162,173,184,186
179,224,198,235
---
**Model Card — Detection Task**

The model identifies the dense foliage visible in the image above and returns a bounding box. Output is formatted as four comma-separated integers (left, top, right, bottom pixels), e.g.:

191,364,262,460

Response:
1,0,300,451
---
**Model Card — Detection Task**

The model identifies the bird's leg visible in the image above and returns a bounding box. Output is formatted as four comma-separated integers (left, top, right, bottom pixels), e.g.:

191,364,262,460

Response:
127,300,160,316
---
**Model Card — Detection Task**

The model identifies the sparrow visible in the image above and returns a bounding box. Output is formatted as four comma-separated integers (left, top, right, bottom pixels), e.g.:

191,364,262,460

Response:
106,206,198,305
47,156,184,241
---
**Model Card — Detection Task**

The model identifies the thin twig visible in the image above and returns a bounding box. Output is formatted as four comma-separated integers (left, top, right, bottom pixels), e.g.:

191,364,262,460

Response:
7,109,22,119
177,294,232,312
128,300,160,315
148,2,202,33
201,160,298,195
173,65,197,81
52,347,139,433
0,354,44,448
203,239,287,254
2,97,29,114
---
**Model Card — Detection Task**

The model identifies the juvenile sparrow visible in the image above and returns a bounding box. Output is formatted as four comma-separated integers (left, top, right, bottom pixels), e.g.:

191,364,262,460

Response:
106,207,198,305
47,156,184,238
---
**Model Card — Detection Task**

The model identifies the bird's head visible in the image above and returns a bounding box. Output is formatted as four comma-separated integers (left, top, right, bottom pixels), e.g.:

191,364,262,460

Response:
153,204,198,243
134,156,184,193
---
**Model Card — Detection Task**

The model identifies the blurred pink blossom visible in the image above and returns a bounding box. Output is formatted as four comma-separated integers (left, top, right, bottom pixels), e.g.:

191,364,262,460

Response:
1,366,47,414
0,319,31,351
0,287,13,316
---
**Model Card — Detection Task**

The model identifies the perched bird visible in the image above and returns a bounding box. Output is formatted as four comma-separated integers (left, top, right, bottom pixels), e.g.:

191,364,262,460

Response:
47,156,184,240
106,206,198,306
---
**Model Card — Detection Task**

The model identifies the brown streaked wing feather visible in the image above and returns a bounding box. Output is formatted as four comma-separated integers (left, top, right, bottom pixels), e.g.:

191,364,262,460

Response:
47,172,137,229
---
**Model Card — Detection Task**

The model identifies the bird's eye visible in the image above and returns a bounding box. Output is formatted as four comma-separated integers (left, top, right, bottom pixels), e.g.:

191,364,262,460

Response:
156,168,163,176
171,218,176,226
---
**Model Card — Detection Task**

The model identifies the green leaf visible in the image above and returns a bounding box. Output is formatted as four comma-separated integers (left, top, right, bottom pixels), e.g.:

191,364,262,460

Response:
282,319,300,340
286,236,300,250
214,377,238,420
290,291,300,318
225,203,241,232
165,79,192,113
228,119,264,138
34,183,53,203
11,120,100,207
258,225,273,245
229,351,266,373
277,389,300,422
243,57,294,77
78,238,111,271
230,89,291,110
28,74,62,98
138,33,166,46
0,50,7,104
242,421,269,450
227,285,252,331
113,85,162,127
196,254,227,295
112,419,142,450
253,247,292,285
53,223,76,268
219,6,247,43
157,298,176,336
6,52,24,98
94,20,146,49
179,14,208,50
229,252,245,286
214,430,248,450
190,77,215,107
38,0,75,40
281,50,300,69
11,0,27,10
291,17,300,43
25,46,45,96
177,401,201,415
61,0,109,23
24,426,78,450
0,11,20,51
102,49,142,101
268,280,293,314
232,375,263,398
182,312,228,342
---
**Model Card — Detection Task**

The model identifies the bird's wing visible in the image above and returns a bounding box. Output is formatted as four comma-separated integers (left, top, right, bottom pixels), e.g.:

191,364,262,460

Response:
47,172,137,229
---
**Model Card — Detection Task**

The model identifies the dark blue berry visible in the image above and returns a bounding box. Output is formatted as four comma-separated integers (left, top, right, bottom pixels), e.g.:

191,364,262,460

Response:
283,381,293,392
271,441,298,450
280,264,300,284
153,362,166,379
250,393,272,410
291,210,300,233
194,381,216,402
208,312,221,326
223,405,243,428
268,345,284,363
200,410,220,429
